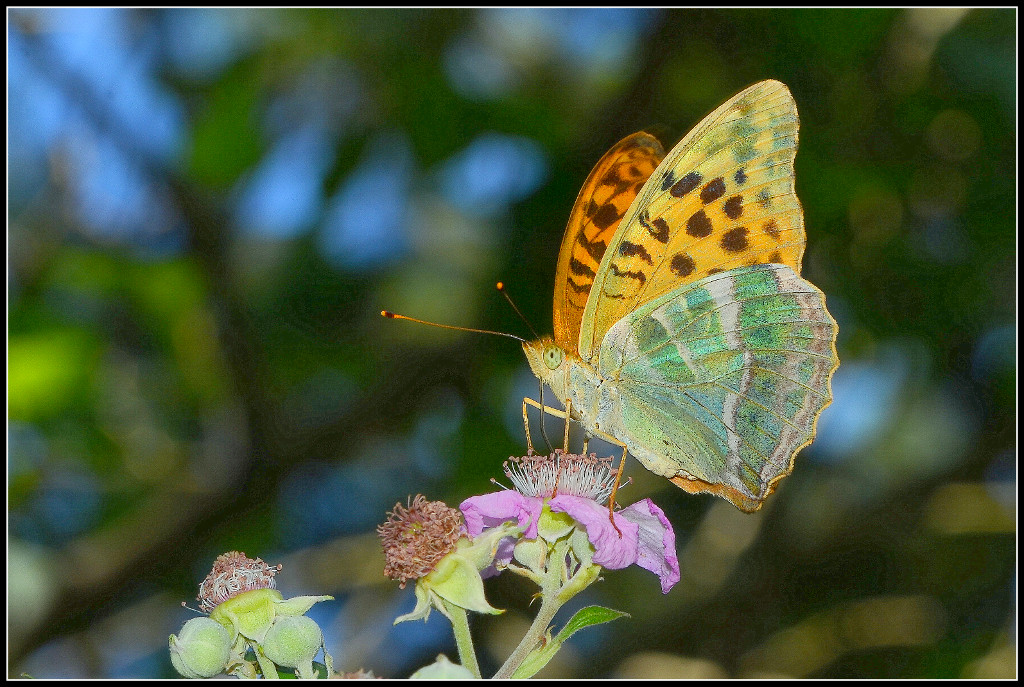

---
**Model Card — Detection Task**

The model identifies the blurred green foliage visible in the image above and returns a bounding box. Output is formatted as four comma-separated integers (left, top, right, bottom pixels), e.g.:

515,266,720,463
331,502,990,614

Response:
8,8,1015,679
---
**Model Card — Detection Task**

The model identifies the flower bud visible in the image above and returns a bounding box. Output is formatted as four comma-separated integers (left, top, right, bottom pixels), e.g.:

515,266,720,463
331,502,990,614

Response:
261,615,323,678
169,617,232,679
410,654,476,679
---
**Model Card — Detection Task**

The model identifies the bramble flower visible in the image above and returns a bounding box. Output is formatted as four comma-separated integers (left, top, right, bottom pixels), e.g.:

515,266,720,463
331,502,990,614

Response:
378,495,519,623
170,551,333,679
378,495,463,589
198,550,282,613
460,450,680,593
199,552,331,647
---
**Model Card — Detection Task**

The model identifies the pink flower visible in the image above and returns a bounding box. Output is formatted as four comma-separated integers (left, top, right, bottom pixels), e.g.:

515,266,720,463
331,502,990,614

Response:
460,451,679,594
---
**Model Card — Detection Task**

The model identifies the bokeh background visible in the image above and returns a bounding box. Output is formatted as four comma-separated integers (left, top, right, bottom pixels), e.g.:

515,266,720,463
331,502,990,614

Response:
7,8,1016,679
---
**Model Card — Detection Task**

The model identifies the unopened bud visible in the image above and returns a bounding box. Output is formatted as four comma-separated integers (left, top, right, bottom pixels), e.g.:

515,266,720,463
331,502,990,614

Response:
169,617,232,679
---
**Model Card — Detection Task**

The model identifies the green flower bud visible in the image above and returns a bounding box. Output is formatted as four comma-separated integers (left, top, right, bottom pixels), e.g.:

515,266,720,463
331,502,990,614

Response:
558,529,601,602
261,615,323,679
410,654,476,679
513,537,547,575
169,617,232,679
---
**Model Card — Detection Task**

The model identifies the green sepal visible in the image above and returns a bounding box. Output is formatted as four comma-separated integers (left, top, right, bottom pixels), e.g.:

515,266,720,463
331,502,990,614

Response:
513,537,547,575
394,522,520,624
557,529,600,602
273,594,333,617
394,581,434,624
427,550,502,617
568,527,595,566
460,520,522,569
209,588,284,643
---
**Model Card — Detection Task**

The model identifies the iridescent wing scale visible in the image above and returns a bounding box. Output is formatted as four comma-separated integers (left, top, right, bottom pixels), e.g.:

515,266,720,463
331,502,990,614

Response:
597,263,838,511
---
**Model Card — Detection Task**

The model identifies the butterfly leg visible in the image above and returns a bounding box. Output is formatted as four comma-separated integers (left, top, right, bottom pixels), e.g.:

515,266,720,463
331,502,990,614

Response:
522,398,534,453
524,397,574,453
523,398,627,537
609,443,628,525
562,398,572,452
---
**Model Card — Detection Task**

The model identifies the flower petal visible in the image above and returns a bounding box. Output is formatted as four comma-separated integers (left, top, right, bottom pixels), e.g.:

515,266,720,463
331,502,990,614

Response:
619,499,680,593
548,495,639,570
460,491,542,539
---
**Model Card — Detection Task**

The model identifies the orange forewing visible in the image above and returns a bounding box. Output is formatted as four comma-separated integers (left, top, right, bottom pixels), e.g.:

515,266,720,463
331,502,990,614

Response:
552,132,665,354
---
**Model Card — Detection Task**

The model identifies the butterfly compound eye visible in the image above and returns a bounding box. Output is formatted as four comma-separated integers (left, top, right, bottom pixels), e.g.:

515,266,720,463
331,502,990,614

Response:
543,345,563,370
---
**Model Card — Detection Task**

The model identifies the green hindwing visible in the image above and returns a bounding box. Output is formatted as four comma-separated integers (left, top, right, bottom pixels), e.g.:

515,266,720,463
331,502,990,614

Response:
597,263,838,509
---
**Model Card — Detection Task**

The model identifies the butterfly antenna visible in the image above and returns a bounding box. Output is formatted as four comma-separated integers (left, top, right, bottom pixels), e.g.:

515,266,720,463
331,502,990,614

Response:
496,282,540,340
382,311,526,343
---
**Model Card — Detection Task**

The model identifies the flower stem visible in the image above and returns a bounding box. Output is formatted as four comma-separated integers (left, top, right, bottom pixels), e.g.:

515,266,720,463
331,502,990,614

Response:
493,594,562,679
493,539,571,679
442,598,481,679
253,644,279,679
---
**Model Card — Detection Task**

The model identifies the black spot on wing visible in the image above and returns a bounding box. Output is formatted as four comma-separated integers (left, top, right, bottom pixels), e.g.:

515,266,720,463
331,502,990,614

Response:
567,278,591,294
660,170,676,191
618,240,654,264
591,203,622,230
686,209,713,238
576,228,607,262
569,257,595,278
670,253,695,277
700,177,726,204
610,263,646,285
670,171,702,198
721,226,749,252
723,195,743,219
639,211,669,243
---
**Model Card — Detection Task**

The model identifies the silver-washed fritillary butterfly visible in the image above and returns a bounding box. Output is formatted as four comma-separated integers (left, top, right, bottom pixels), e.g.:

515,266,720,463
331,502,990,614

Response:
522,80,839,512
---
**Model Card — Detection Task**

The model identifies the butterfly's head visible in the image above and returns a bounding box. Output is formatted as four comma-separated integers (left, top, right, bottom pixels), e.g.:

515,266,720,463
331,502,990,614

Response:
523,337,569,393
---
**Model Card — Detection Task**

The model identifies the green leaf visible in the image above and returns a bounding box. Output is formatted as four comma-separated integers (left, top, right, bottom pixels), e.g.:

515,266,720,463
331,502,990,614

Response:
511,606,629,678
553,605,630,643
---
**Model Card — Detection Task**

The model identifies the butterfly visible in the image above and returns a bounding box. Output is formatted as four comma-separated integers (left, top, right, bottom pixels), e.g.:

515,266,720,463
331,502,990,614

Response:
521,80,839,512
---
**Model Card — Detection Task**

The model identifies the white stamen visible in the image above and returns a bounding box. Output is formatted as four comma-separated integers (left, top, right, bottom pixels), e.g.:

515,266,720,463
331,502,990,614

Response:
504,449,618,503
